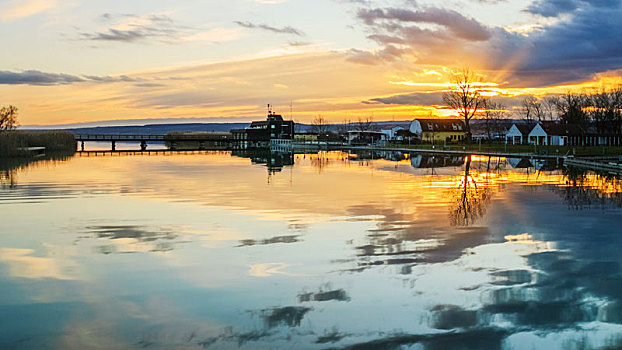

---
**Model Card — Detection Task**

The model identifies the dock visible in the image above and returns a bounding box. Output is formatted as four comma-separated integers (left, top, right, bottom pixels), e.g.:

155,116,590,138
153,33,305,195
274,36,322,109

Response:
15,147,46,157
74,133,230,151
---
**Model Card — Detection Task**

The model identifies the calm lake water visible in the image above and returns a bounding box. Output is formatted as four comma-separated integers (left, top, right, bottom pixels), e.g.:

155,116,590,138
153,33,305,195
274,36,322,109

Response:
1,150,622,350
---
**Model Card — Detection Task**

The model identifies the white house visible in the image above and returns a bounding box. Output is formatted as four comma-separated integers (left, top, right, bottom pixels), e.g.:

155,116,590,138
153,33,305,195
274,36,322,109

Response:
527,122,583,146
505,124,533,145
380,126,405,140
346,130,387,145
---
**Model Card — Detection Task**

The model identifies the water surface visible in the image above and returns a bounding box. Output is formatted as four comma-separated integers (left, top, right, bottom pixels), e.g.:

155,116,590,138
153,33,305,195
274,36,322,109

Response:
1,151,621,349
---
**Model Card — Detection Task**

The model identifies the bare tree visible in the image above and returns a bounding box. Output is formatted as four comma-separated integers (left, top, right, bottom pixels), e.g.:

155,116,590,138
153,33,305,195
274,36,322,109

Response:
518,96,544,124
586,87,622,134
337,118,351,134
357,115,374,131
481,99,507,141
310,114,330,134
0,105,18,131
442,69,485,142
519,95,560,123
541,96,558,121
555,92,588,128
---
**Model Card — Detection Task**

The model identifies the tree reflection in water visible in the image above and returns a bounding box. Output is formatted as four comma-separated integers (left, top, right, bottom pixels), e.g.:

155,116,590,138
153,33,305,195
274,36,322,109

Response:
449,156,494,226
556,167,622,209
0,152,74,188
0,168,16,188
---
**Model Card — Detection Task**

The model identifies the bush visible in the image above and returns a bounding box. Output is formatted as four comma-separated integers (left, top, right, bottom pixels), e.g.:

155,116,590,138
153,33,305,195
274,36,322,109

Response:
0,130,76,157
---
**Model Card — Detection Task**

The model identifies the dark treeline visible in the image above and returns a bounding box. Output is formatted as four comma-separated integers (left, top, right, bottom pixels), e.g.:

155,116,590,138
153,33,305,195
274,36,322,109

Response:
518,87,622,133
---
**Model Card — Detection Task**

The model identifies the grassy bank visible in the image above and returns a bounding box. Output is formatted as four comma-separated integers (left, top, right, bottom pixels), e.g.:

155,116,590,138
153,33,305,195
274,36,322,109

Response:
0,130,76,157
390,142,622,157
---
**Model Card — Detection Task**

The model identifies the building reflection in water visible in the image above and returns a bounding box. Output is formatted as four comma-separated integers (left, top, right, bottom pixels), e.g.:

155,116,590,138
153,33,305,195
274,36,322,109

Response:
231,149,295,174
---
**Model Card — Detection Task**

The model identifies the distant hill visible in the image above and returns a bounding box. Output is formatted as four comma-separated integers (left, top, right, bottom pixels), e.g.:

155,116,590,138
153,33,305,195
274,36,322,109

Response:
67,123,250,135
65,120,412,135
58,119,519,135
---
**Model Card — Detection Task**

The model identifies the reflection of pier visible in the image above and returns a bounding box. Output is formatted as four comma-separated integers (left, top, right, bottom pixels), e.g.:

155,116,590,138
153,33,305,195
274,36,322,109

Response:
75,134,230,151
76,150,222,157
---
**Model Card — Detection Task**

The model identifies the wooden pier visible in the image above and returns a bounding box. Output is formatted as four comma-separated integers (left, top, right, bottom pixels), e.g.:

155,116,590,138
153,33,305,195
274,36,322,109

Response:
74,133,231,151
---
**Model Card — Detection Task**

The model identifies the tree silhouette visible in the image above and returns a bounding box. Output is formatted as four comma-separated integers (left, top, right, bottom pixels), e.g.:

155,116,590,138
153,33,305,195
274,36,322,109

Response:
0,105,18,131
310,114,330,134
442,69,485,142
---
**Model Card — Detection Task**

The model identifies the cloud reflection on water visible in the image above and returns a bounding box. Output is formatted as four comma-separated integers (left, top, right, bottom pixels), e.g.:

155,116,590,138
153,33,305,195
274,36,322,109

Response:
1,151,622,349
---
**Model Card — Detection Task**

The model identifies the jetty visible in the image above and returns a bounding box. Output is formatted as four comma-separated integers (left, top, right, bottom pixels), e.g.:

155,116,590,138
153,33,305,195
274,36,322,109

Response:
74,133,230,151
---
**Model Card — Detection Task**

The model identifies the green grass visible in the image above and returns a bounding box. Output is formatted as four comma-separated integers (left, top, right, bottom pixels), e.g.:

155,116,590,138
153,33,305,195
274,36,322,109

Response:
0,130,76,157
389,142,622,157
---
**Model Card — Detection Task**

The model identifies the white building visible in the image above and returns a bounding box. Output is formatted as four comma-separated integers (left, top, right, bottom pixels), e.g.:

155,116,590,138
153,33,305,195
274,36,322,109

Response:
346,130,387,145
380,126,405,140
505,124,533,145
527,122,583,146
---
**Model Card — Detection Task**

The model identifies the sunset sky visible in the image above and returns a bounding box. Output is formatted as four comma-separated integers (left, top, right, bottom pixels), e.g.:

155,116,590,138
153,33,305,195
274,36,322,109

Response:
1,0,622,126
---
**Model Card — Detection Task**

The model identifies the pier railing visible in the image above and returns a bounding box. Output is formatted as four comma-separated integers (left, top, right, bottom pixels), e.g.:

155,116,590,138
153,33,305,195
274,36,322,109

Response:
74,134,230,141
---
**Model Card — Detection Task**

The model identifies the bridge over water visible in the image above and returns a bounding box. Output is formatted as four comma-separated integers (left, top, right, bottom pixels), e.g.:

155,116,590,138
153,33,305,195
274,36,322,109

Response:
74,133,231,151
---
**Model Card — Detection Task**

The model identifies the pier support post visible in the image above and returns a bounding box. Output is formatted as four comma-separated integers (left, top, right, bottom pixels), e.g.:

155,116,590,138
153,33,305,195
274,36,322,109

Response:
81,141,85,151
112,141,116,151
140,140,147,151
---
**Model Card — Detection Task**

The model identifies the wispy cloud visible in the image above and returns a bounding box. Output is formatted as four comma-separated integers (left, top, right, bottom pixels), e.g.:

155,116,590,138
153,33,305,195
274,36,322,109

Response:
0,0,57,21
234,21,305,36
80,13,182,43
0,70,140,85
79,13,243,44
363,92,444,106
357,7,491,41
0,70,84,85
